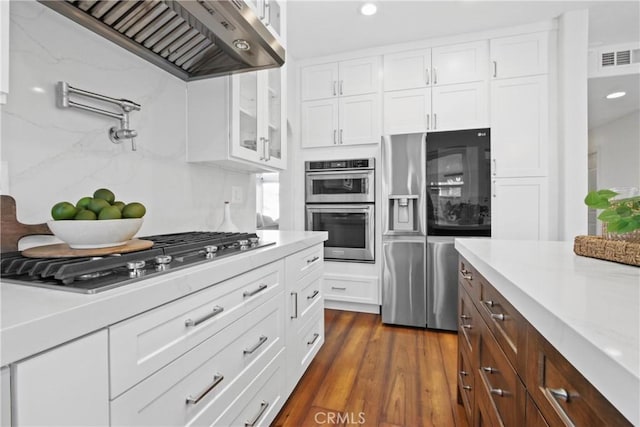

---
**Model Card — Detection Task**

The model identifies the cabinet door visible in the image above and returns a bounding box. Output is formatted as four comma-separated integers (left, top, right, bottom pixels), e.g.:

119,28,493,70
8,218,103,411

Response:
0,0,8,104
490,32,549,79
432,81,488,131
490,75,548,177
383,88,431,134
432,41,488,86
301,99,339,148
13,330,109,427
339,94,380,146
1,366,9,426
383,49,431,91
491,177,548,240
264,66,286,169
301,62,338,101
338,56,380,96
231,72,261,162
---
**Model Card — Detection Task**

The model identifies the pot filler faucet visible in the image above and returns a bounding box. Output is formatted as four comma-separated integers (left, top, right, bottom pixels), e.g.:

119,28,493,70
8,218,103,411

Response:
56,81,141,151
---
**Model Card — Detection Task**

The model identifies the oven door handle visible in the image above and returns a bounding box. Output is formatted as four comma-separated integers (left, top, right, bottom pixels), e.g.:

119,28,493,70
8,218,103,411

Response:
306,204,373,214
306,170,373,180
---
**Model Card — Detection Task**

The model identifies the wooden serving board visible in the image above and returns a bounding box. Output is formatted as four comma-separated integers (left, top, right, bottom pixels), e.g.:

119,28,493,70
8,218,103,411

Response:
22,239,154,258
1,195,53,253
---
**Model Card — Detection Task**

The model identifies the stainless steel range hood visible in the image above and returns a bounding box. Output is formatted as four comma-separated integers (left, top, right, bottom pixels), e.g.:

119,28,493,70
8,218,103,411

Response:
39,0,285,81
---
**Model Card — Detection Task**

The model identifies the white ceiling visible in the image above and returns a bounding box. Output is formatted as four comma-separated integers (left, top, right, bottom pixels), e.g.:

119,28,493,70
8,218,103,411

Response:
287,0,640,128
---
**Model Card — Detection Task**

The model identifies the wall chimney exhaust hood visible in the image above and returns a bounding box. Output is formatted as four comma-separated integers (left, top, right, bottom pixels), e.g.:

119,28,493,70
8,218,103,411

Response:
39,0,285,81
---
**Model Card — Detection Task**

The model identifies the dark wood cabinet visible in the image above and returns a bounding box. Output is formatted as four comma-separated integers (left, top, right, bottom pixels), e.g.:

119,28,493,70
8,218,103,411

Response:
457,256,631,427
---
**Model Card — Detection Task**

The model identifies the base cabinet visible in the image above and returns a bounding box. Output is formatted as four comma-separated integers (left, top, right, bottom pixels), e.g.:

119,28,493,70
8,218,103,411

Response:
457,256,631,427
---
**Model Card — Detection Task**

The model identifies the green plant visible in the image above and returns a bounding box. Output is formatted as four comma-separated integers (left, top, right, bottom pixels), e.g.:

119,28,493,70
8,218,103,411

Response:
584,189,640,233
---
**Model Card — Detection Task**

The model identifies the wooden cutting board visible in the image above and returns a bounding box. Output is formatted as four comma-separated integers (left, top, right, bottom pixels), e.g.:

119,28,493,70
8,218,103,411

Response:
1,195,52,253
22,239,154,258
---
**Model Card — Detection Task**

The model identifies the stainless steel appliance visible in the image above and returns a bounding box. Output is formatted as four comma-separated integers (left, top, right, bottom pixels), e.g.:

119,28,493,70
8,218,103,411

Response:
381,133,427,327
306,204,374,262
427,129,491,236
426,236,459,331
305,158,375,263
39,0,285,81
0,232,274,294
305,159,375,203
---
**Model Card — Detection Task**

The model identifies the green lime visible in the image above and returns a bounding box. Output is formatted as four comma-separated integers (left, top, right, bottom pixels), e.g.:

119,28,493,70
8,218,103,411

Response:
122,202,146,218
112,201,125,211
87,198,110,215
76,196,92,210
93,188,115,204
74,209,97,220
98,205,122,220
51,202,78,220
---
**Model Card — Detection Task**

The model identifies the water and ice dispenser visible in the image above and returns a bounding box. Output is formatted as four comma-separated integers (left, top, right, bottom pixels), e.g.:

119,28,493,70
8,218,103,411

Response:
388,195,419,232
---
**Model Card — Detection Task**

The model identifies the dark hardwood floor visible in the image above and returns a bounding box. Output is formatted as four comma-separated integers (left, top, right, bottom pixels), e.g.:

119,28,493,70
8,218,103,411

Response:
273,309,470,427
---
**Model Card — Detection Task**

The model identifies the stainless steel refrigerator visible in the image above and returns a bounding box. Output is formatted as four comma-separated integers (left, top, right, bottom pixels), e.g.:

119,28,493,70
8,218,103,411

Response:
381,133,427,327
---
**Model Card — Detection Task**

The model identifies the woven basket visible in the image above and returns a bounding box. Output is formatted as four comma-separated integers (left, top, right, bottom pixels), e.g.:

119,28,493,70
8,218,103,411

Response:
574,235,640,267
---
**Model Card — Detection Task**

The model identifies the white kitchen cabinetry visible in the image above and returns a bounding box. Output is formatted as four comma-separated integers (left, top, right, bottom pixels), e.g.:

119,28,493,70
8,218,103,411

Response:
490,32,549,79
187,66,286,171
246,0,285,46
284,245,324,395
301,57,381,147
301,57,379,101
383,41,488,134
491,177,549,241
0,0,9,104
1,366,10,426
12,330,109,427
323,274,379,306
301,94,380,147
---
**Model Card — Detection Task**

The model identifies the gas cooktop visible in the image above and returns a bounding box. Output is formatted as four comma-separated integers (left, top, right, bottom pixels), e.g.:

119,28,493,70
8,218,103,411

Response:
0,232,274,294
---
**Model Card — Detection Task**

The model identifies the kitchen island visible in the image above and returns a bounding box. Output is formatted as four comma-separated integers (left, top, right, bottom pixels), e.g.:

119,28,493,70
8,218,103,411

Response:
1,230,327,426
455,238,639,426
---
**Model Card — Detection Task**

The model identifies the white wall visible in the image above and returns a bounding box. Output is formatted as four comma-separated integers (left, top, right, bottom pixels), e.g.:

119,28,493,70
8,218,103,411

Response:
591,110,640,190
1,2,255,241
557,9,589,240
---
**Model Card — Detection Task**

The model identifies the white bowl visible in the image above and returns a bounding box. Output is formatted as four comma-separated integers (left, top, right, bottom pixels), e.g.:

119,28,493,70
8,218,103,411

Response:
47,218,144,249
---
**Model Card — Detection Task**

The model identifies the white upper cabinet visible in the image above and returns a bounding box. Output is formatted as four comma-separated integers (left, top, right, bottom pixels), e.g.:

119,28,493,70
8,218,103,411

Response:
383,88,431,134
490,75,549,177
301,56,380,101
187,66,287,171
0,0,9,104
431,41,488,86
384,49,431,91
490,32,549,79
301,98,339,148
432,82,488,132
246,0,285,45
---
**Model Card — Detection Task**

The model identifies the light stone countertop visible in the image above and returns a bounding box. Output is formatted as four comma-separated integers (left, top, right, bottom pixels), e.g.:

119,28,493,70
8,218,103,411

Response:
0,231,327,366
454,238,640,425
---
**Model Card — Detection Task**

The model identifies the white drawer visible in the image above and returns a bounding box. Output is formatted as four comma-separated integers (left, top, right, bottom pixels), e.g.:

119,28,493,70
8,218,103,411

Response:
110,292,284,427
323,274,378,304
216,349,285,427
109,260,284,398
292,267,323,323
286,244,323,282
297,305,324,374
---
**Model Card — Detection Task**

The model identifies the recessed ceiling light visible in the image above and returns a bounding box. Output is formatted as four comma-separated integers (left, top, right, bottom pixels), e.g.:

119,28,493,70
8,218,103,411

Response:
360,2,377,16
606,91,626,99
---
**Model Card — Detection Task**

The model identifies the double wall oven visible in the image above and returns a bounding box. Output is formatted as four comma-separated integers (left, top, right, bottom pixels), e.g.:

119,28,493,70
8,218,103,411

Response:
305,159,375,262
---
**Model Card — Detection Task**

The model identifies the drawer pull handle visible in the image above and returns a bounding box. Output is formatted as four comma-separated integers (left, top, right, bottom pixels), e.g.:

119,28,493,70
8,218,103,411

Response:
549,387,570,402
243,335,268,355
245,400,269,427
331,286,346,291
185,373,224,405
462,385,472,391
460,370,468,376
184,305,224,327
243,284,268,298
291,292,298,319
307,290,320,300
491,313,506,321
462,273,472,280
462,324,473,329
307,256,320,264
482,300,495,307
490,388,506,397
482,366,497,374
307,332,320,345
460,314,471,320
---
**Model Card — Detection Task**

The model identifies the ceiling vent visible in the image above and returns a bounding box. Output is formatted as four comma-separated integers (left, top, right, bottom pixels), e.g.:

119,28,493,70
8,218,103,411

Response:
601,49,638,67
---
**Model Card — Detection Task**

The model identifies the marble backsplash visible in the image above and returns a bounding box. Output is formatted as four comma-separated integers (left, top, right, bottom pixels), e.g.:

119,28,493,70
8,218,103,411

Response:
1,1,255,244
